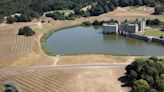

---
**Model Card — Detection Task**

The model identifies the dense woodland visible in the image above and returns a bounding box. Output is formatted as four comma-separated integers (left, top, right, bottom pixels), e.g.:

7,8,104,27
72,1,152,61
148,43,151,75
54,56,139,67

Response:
120,57,164,92
0,0,164,23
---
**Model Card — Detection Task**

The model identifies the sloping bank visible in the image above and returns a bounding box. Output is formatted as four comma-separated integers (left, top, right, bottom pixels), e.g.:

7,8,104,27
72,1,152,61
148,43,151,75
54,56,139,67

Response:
40,23,82,56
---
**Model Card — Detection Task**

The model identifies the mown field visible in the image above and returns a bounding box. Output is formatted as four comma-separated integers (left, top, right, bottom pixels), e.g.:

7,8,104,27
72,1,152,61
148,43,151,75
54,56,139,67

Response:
0,29,37,61
0,66,129,92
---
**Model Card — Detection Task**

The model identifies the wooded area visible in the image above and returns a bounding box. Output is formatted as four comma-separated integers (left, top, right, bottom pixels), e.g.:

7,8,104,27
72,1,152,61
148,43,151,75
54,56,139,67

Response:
0,0,163,23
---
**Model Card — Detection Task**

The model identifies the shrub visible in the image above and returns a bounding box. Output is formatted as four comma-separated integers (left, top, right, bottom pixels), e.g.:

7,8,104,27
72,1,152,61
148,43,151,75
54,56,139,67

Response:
18,26,35,37
92,20,104,25
146,19,160,25
6,16,16,24
82,21,92,26
3,81,19,92
160,35,164,39
15,14,32,22
133,79,150,92
46,12,65,20
0,17,4,23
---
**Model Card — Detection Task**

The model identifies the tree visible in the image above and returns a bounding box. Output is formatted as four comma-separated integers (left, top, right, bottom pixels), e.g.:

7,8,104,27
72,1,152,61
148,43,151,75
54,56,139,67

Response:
120,57,164,92
119,0,129,7
149,88,159,92
156,79,164,91
134,0,143,5
0,16,4,23
90,6,104,16
6,16,15,24
154,7,161,15
133,79,150,92
129,0,134,6
154,19,160,25
103,5,110,13
3,81,19,92
18,26,35,37
15,14,32,22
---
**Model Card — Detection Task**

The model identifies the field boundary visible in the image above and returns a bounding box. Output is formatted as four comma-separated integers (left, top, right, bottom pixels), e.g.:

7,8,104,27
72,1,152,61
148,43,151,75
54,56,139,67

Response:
0,63,130,71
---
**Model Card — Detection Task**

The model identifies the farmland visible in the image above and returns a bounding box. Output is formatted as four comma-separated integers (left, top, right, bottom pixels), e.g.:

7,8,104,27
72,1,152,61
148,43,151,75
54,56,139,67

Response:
0,66,129,92
0,33,36,60
0,6,163,92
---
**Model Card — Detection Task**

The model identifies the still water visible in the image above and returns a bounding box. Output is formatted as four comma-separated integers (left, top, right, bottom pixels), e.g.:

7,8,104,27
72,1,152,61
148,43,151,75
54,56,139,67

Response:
46,26,164,56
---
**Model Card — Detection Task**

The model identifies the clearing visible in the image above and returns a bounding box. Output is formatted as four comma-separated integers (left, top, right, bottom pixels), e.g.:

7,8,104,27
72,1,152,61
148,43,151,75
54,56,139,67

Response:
130,6,144,11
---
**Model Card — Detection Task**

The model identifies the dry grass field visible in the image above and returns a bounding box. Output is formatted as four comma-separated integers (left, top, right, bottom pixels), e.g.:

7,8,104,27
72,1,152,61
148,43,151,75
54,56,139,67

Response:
0,6,163,68
0,66,130,92
0,6,163,92
58,55,134,65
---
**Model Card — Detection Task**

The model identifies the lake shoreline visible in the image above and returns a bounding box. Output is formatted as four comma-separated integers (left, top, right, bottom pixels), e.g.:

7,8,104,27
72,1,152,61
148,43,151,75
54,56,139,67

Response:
44,25,164,56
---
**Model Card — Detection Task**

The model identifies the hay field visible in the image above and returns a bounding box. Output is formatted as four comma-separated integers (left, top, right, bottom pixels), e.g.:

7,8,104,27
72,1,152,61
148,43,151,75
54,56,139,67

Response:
0,66,130,92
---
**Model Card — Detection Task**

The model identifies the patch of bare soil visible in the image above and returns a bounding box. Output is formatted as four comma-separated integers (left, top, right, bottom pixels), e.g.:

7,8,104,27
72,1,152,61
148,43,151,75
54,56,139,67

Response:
58,55,134,65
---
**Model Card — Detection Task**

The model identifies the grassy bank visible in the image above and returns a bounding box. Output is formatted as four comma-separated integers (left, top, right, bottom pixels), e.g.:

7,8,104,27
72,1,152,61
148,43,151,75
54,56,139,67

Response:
145,27,164,38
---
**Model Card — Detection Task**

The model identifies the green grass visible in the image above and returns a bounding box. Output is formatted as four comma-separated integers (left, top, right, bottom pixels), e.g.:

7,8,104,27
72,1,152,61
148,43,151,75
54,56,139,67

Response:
130,6,144,11
144,27,164,38
160,18,164,25
57,10,74,15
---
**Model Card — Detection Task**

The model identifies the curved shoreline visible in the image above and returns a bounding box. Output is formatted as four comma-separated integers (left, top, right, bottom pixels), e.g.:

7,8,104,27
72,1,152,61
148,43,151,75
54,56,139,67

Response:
40,23,82,56
40,24,164,56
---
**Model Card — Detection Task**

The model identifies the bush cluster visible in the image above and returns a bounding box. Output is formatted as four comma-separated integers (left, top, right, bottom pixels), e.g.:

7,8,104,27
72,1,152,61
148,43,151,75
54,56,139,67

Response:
18,26,35,37
120,57,164,92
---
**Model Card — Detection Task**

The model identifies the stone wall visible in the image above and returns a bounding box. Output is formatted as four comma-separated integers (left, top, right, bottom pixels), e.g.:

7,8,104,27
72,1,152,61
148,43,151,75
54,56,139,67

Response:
125,33,164,45
127,34,150,41
152,38,164,45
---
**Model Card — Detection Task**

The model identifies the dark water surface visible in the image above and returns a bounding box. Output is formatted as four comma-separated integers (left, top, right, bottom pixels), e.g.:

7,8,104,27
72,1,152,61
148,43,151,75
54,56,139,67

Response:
46,26,164,56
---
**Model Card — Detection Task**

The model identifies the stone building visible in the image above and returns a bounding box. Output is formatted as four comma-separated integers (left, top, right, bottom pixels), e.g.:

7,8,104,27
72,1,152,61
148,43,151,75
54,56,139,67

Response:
103,23,119,34
102,19,146,34
160,25,164,31
119,24,139,34
137,19,146,31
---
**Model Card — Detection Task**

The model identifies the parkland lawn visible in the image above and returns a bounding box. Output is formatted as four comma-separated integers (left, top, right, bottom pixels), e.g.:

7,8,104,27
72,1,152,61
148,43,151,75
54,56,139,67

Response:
144,27,164,38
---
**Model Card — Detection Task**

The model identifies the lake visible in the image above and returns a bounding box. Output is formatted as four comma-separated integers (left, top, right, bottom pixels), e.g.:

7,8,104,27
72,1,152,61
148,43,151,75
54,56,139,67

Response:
45,26,164,56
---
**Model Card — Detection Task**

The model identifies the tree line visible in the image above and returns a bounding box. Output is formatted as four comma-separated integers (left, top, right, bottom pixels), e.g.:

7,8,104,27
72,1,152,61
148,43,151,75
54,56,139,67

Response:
0,0,164,23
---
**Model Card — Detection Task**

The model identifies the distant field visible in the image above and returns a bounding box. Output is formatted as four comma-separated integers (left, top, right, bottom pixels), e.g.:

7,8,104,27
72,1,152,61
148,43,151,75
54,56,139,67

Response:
130,6,144,11
57,10,74,15
144,27,164,38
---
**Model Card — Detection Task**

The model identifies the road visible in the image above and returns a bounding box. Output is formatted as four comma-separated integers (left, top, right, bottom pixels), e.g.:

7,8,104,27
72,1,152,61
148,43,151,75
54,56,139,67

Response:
0,63,130,72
